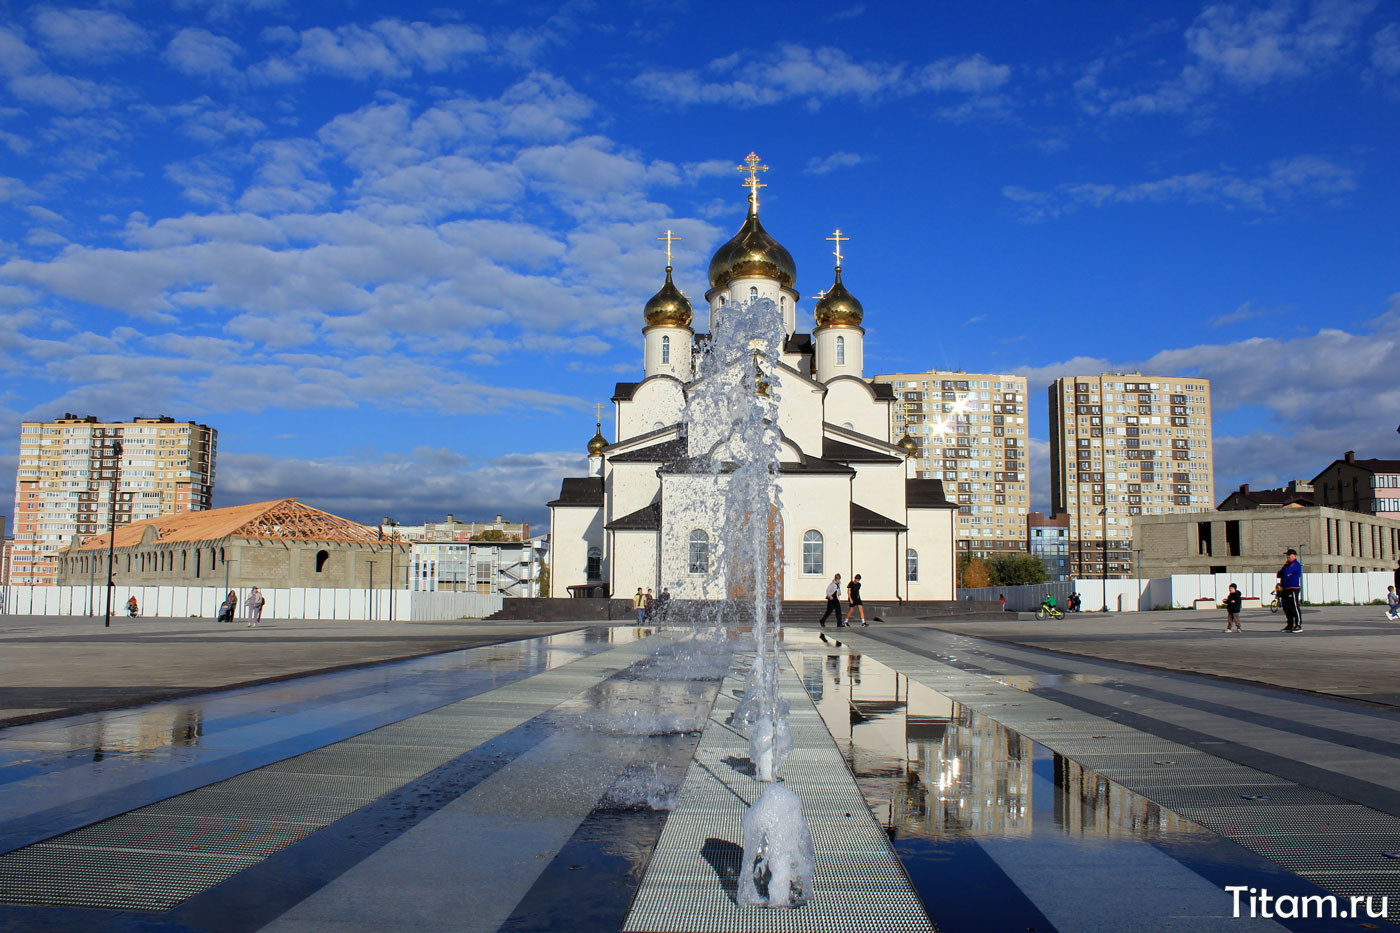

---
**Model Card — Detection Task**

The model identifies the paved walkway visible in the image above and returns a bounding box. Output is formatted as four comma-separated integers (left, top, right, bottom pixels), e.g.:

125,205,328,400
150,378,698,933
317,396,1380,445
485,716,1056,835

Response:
907,605,1400,706
0,614,590,725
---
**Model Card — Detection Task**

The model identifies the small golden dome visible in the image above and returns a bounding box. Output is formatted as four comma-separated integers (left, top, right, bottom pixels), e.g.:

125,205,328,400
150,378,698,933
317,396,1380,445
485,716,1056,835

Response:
897,433,917,455
708,205,796,289
813,268,863,327
644,268,693,327
587,427,607,456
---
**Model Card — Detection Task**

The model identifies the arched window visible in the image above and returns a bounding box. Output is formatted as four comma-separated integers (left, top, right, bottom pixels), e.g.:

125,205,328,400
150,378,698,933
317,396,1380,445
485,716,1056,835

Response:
661,335,670,364
195,549,201,578
836,335,846,365
802,530,824,575
780,296,786,315
688,530,709,574
586,547,602,580
907,549,919,582
315,550,329,572
718,296,726,306
749,286,758,300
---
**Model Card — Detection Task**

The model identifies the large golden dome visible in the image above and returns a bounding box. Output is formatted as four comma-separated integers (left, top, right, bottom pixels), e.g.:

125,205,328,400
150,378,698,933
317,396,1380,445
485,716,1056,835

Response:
707,206,796,289
813,268,863,327
643,268,693,327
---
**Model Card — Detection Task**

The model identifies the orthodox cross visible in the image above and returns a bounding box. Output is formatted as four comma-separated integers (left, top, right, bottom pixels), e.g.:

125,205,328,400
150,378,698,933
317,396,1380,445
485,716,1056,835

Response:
657,229,680,269
593,402,604,429
826,228,848,267
737,152,768,211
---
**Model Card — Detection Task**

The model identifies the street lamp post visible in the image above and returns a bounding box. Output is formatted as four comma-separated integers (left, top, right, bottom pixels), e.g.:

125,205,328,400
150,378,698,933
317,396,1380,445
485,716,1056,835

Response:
104,439,123,628
380,517,400,623
1099,506,1109,612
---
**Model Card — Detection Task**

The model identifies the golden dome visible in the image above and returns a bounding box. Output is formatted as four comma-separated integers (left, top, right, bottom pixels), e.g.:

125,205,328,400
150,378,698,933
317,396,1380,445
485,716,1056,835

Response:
587,426,607,456
896,433,917,456
813,268,863,327
643,268,693,327
707,204,796,289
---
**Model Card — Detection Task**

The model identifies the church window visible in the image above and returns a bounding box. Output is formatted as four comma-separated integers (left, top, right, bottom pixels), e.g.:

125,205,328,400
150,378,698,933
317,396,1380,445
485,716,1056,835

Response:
802,530,824,575
688,530,709,574
661,335,670,364
906,549,919,582
587,547,602,580
836,336,846,365
780,296,786,314
749,286,758,301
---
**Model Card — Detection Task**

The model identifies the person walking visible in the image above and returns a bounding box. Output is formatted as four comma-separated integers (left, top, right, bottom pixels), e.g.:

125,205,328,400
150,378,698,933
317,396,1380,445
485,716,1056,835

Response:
246,586,265,628
998,594,1007,612
1224,583,1243,633
844,573,867,627
633,587,646,625
657,588,672,624
217,590,237,623
818,573,843,627
1277,548,1304,633
644,588,655,621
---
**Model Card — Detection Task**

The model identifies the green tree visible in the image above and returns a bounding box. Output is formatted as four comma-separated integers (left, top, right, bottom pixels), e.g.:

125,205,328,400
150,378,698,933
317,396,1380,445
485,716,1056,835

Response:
536,557,549,597
985,551,1048,587
473,529,508,541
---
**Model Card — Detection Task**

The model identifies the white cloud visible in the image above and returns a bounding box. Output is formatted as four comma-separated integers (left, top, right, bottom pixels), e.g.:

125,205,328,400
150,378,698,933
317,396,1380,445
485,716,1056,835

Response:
1003,155,1355,221
7,71,113,111
1373,22,1400,74
634,44,1010,109
164,28,243,82
252,18,487,82
1209,300,1268,327
0,26,41,77
805,151,865,175
31,7,149,61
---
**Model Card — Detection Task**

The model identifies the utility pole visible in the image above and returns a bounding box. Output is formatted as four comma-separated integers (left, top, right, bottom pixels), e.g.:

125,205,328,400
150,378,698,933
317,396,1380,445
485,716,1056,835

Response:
104,439,123,628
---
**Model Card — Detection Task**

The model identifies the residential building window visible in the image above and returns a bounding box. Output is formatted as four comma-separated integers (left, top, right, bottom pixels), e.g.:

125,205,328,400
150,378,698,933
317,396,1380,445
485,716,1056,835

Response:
802,530,824,575
688,530,709,574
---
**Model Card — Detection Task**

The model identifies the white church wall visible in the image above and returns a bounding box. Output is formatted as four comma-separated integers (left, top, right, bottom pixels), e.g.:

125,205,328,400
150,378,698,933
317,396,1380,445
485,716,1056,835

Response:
617,378,685,439
851,531,899,600
814,327,863,381
779,474,852,601
608,462,662,525
823,379,889,441
850,460,906,521
612,530,659,596
549,507,603,597
643,328,692,380
772,377,825,455
906,508,955,600
659,473,728,600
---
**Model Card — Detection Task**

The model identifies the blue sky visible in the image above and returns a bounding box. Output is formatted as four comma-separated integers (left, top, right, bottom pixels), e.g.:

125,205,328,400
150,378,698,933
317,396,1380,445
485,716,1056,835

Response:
1,0,1397,529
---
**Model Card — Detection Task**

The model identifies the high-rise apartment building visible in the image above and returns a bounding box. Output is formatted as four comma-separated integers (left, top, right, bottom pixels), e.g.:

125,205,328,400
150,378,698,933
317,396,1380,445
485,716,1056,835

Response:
1049,374,1213,578
874,370,1030,555
12,414,217,585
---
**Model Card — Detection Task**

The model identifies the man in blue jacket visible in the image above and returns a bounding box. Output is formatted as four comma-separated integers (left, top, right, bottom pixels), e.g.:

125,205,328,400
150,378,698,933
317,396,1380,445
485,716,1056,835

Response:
1277,548,1303,632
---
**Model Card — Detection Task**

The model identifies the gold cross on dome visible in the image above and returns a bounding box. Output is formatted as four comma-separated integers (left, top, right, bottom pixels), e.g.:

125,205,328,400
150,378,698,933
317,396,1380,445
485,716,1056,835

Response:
815,289,826,300
593,402,604,428
657,229,680,268
826,228,848,267
737,152,768,210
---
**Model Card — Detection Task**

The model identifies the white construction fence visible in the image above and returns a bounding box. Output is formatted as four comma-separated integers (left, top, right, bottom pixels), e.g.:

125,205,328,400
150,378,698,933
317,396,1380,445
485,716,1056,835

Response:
2,585,502,622
961,570,1395,613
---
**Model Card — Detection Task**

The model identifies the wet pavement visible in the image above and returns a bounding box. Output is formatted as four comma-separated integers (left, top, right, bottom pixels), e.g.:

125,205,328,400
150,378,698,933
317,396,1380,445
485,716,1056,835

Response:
0,622,1395,930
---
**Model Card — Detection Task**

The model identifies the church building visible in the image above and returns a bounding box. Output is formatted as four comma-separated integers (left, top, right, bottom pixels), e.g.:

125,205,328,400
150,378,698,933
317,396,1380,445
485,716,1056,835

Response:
548,154,956,602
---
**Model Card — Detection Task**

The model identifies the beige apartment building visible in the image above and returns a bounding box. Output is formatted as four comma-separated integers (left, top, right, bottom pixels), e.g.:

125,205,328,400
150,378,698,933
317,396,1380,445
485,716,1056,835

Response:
873,370,1030,556
1049,374,1213,578
12,414,217,585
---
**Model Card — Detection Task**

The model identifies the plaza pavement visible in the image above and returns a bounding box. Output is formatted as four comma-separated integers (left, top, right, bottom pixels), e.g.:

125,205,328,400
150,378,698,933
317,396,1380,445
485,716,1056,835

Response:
0,614,588,726
898,605,1400,707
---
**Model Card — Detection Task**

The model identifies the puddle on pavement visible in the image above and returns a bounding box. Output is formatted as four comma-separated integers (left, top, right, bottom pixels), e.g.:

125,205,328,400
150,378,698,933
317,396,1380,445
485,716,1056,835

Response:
786,632,1362,933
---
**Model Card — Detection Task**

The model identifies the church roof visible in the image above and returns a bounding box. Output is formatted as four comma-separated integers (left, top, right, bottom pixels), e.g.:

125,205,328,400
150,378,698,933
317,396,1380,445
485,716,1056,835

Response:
547,477,605,508
851,503,906,531
822,438,902,463
871,383,896,400
609,437,688,463
783,333,813,355
605,502,661,531
612,382,641,401
780,455,856,475
72,498,382,551
906,478,956,509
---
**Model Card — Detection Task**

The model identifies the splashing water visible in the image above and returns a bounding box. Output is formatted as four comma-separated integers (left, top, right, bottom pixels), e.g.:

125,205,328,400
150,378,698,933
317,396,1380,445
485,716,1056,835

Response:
668,295,815,906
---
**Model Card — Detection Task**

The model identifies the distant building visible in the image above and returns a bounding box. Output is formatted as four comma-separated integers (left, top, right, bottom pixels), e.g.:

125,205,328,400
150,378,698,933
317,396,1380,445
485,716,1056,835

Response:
56,498,407,589
1049,374,1214,579
871,370,1030,558
409,535,547,597
13,414,217,585
393,513,529,543
1026,511,1071,581
1311,452,1400,517
1134,507,1400,577
1217,481,1314,511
